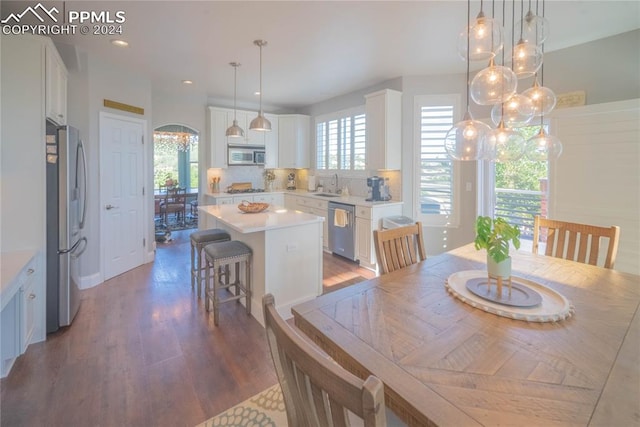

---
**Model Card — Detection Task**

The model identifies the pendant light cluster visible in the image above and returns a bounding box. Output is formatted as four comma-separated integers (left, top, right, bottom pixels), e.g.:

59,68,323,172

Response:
446,0,562,162
225,40,272,138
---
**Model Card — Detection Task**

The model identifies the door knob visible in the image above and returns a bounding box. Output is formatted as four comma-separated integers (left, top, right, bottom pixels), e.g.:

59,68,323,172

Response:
105,204,118,210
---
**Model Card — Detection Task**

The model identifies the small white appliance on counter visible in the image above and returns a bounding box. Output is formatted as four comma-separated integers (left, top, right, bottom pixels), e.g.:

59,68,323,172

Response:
382,216,415,229
308,175,316,191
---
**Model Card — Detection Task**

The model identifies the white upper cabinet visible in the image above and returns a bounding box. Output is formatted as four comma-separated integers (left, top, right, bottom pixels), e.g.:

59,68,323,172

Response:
365,89,402,170
264,113,279,169
232,110,266,146
278,114,310,169
208,107,229,168
208,107,279,169
45,42,67,125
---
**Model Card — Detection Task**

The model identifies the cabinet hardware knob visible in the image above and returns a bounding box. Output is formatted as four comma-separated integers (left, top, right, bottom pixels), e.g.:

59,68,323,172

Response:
29,293,36,299
27,268,35,275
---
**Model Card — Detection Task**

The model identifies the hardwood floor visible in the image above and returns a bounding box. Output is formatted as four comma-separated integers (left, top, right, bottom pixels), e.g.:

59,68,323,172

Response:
0,230,374,426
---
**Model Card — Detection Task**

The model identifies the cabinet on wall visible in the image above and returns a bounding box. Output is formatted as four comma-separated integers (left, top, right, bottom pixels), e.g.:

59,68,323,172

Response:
45,44,67,125
278,114,310,168
365,89,402,170
207,107,279,168
208,107,230,168
263,113,279,169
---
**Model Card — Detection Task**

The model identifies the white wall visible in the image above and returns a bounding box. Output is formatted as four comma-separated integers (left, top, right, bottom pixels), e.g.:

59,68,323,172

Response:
67,51,153,287
550,99,640,274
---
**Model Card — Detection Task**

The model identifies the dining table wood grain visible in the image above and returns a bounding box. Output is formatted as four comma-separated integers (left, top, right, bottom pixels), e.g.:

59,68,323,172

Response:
292,243,640,426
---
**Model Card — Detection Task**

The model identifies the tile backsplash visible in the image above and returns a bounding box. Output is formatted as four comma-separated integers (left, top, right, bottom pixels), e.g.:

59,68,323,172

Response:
206,167,401,201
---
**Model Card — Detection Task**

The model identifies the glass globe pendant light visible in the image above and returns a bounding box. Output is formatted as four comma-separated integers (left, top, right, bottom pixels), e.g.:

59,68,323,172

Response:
249,40,272,132
484,119,526,162
526,126,562,161
457,4,504,62
512,38,542,78
517,0,550,45
522,76,556,117
491,93,534,127
446,0,491,161
470,57,518,105
445,111,492,161
225,62,245,138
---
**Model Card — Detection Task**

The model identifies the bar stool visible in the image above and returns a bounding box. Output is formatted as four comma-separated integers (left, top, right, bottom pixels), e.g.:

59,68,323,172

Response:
204,241,252,326
190,229,231,297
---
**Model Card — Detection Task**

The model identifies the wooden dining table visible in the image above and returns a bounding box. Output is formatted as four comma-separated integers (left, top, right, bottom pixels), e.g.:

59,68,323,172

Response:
292,243,640,426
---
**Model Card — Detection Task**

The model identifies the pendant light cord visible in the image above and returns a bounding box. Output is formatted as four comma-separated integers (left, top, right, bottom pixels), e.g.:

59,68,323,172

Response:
233,64,238,120
466,0,471,112
259,43,263,115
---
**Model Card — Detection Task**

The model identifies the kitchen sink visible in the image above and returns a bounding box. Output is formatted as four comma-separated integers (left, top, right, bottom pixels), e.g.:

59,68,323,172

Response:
313,193,340,198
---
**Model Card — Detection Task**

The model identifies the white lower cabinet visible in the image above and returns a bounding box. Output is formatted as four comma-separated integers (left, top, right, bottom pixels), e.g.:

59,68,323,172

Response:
253,193,284,206
284,194,297,210
311,207,329,249
355,204,403,269
21,268,37,353
1,252,40,378
356,216,372,264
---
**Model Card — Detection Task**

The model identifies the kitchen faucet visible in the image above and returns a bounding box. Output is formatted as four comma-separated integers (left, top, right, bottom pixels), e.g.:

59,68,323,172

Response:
333,173,340,194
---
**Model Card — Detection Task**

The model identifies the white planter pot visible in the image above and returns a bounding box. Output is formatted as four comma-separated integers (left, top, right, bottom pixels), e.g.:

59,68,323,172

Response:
487,255,512,279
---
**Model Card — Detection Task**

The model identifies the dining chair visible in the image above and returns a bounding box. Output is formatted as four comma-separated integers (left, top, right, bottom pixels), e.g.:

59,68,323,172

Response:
160,187,187,225
373,221,426,274
532,215,620,269
263,294,388,427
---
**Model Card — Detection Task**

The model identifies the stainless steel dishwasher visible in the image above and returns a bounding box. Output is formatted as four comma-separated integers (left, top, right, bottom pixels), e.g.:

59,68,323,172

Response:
328,201,356,261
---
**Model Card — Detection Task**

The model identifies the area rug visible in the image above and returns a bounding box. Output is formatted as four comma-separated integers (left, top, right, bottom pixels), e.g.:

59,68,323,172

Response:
196,383,287,427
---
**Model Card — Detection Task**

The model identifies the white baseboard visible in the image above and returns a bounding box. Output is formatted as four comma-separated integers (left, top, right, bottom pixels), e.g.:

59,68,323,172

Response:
79,251,155,290
78,272,102,290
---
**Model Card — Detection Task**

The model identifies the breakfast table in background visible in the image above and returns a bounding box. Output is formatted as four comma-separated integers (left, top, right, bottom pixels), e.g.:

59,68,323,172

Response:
292,243,640,426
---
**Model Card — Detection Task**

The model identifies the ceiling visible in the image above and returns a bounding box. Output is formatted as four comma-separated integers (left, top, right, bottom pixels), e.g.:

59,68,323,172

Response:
3,1,639,110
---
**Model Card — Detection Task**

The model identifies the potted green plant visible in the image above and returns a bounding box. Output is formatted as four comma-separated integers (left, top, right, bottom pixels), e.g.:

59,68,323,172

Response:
474,216,521,278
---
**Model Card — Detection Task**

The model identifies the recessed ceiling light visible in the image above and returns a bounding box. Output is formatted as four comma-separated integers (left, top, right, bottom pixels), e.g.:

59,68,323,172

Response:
111,39,129,47
254,91,261,96
182,80,194,85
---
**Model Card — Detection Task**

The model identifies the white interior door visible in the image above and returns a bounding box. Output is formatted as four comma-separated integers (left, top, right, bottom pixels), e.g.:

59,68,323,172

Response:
100,113,145,280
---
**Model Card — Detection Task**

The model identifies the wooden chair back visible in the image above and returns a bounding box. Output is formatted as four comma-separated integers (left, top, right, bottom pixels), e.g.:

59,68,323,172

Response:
262,294,387,427
532,216,620,269
373,221,426,275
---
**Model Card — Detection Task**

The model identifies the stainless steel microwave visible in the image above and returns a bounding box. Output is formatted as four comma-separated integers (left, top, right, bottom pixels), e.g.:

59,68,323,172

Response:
228,145,265,166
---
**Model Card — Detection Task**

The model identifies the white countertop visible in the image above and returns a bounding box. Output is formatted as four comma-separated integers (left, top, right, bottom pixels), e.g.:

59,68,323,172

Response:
205,189,403,208
1,250,36,309
199,204,324,233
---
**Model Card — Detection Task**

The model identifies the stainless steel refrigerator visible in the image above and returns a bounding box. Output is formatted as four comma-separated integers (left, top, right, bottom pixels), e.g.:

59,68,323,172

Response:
46,122,87,333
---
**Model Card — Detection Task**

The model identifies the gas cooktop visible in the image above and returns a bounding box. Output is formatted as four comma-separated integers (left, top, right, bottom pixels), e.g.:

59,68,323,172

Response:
225,188,265,194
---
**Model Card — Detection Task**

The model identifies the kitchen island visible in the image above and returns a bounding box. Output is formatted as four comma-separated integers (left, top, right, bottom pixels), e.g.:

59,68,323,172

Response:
198,204,324,325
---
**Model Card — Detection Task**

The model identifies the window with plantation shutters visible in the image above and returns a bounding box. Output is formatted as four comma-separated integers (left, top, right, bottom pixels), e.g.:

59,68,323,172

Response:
315,107,366,171
414,95,461,226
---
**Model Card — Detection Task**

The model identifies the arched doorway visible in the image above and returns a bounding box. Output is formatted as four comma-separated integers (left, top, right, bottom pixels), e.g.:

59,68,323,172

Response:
153,124,199,243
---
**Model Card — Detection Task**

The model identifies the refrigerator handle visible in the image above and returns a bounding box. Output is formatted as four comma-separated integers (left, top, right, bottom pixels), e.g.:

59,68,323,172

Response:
59,237,87,256
76,139,88,230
